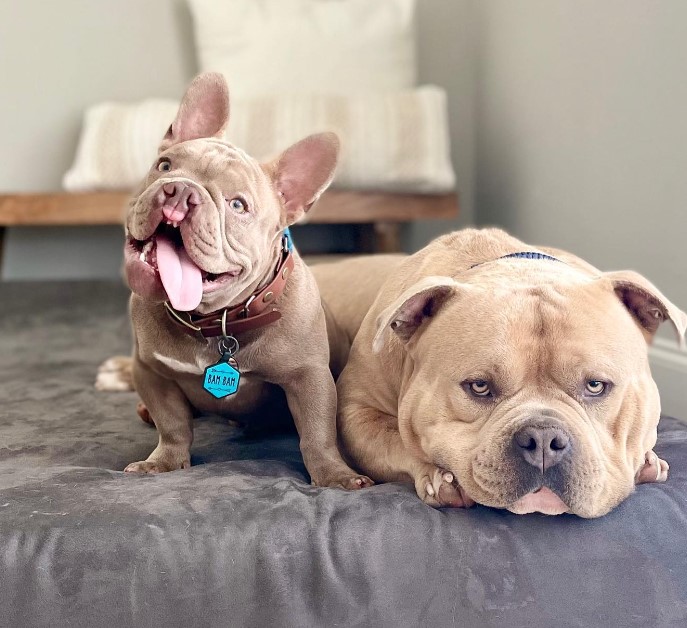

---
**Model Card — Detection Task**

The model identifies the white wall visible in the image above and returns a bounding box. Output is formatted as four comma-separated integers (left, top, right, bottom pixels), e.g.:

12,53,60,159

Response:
0,0,473,276
472,0,687,417
0,0,195,193
405,0,474,249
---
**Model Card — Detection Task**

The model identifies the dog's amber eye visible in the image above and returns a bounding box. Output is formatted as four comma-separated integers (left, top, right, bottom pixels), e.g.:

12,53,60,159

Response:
157,159,172,172
228,198,247,213
585,380,606,396
468,381,491,397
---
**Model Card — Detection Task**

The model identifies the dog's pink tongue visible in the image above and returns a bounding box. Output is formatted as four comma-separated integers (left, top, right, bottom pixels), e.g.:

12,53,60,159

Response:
508,487,569,515
156,234,203,311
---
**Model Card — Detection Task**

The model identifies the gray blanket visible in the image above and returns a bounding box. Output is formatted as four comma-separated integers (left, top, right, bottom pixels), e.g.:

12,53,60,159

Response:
1,281,687,628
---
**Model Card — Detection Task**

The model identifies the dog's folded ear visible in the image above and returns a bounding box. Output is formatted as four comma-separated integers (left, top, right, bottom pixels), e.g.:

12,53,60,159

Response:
605,270,687,346
373,276,460,353
159,72,230,151
267,133,340,225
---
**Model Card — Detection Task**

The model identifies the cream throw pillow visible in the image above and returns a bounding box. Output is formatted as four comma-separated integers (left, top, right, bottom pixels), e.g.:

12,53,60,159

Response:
63,87,455,194
189,0,417,98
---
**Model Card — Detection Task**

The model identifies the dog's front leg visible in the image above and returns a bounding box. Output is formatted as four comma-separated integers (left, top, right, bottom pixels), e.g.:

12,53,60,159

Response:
124,358,193,474
279,366,373,490
339,403,474,508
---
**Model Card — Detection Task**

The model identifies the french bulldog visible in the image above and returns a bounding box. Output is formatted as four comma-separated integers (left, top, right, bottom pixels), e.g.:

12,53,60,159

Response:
336,228,687,517
117,72,371,489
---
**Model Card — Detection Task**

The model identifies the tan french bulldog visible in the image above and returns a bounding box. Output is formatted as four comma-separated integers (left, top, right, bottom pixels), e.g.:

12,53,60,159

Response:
117,72,371,489
336,228,687,517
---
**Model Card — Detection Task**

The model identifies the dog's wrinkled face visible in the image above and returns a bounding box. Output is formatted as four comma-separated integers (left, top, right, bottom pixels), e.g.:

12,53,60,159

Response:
125,139,282,314
375,261,687,518
124,72,338,314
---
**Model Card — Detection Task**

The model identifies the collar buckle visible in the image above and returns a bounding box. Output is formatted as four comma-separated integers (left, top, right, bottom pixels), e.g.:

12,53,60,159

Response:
241,294,257,319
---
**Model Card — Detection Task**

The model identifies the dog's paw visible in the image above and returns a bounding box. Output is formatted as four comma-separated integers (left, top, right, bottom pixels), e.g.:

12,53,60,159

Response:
124,458,190,474
328,474,375,491
635,450,669,484
415,466,475,508
314,473,375,491
96,356,134,391
310,464,374,490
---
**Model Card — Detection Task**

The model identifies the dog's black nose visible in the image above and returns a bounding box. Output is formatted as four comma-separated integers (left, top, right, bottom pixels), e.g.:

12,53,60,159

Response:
513,424,571,472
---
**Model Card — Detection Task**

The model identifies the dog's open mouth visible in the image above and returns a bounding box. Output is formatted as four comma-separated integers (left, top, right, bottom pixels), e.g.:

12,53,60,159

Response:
126,222,240,311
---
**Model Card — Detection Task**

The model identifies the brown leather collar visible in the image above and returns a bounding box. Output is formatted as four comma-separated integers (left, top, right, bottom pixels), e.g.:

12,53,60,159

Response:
165,244,294,339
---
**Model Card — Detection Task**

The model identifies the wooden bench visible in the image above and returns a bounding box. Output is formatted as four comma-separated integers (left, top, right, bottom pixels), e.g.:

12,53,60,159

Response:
0,189,459,262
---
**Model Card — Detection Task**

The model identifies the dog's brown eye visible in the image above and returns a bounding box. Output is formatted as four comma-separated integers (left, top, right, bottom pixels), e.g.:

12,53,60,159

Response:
468,380,491,397
585,380,607,396
157,159,172,172
228,198,247,213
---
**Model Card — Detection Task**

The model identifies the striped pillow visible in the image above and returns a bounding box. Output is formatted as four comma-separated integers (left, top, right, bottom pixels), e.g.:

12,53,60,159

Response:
64,86,455,194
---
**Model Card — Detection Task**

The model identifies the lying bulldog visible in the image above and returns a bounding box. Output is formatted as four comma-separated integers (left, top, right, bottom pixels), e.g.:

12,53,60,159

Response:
111,71,371,489
336,228,686,517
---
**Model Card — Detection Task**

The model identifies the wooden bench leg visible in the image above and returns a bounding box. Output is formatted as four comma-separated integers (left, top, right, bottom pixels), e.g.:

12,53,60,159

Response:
373,221,402,253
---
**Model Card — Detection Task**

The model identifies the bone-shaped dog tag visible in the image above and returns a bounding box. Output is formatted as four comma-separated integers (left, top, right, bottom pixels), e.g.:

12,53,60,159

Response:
203,354,240,399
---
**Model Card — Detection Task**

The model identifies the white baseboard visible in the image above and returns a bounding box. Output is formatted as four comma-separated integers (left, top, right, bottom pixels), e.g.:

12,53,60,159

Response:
650,337,687,422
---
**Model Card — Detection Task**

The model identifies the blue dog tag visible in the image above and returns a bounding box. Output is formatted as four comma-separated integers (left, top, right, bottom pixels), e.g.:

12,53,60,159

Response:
203,356,240,398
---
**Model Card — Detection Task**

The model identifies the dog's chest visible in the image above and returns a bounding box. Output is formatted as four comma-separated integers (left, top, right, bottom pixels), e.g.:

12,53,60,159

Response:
150,343,273,416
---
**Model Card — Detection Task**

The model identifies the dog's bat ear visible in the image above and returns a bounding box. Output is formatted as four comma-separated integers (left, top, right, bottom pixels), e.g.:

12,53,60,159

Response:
373,276,460,353
604,270,687,346
267,132,340,225
159,72,230,151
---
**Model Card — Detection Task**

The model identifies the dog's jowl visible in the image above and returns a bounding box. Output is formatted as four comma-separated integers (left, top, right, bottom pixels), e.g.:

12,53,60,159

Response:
118,72,371,489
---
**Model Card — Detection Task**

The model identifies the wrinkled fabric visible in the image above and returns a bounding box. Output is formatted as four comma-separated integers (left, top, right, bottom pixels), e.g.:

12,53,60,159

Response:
1,281,687,628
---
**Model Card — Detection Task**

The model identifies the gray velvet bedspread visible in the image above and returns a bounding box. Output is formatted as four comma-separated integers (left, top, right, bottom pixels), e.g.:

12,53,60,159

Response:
2,281,687,628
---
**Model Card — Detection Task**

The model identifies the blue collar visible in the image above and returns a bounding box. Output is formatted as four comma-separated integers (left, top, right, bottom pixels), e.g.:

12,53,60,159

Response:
499,251,560,262
470,251,561,270
283,227,294,252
